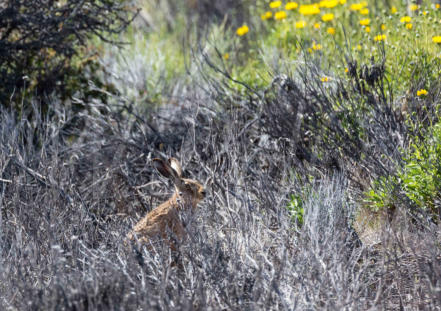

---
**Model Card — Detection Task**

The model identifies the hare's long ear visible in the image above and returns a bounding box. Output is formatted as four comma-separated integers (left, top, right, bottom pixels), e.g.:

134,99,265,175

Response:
168,157,183,178
153,158,178,179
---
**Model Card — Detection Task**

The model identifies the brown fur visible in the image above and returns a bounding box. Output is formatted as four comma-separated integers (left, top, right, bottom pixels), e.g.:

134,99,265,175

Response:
126,158,205,251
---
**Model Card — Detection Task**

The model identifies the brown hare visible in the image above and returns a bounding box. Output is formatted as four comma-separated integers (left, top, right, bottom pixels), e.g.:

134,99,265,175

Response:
126,157,205,251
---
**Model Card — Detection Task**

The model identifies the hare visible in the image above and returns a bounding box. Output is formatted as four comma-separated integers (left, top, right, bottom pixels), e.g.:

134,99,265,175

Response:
126,157,206,251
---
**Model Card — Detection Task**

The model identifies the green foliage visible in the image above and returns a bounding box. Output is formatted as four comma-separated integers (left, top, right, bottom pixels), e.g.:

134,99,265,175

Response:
287,193,305,227
364,175,398,212
399,122,441,212
365,122,441,216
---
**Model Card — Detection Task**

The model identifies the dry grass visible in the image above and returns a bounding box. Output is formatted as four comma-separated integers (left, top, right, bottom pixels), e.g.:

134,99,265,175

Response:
0,85,440,310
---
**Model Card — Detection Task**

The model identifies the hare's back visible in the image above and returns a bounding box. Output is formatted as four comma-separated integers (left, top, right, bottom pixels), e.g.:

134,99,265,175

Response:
133,204,178,235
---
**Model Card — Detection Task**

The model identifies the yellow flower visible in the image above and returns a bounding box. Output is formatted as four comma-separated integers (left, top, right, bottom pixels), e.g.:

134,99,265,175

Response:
350,2,367,11
269,1,282,9
417,89,428,96
314,22,321,29
236,25,249,36
356,44,362,50
381,24,386,31
409,4,419,11
374,34,386,41
350,3,363,11
261,11,273,20
223,53,229,60
319,0,339,9
365,26,370,33
360,8,369,15
391,6,397,14
359,18,370,26
285,2,299,10
340,0,347,4
322,13,334,22
437,4,440,9
274,11,287,20
405,23,413,30
321,77,329,82
299,4,320,15
400,16,412,23
327,27,336,35
312,42,322,50
432,36,441,43
345,67,349,73
295,20,306,28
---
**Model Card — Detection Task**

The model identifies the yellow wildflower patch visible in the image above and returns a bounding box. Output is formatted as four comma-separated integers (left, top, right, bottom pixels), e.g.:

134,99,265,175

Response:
381,24,386,31
261,11,273,20
432,36,441,43
285,2,298,10
223,53,229,60
365,26,370,33
350,2,367,11
391,6,397,14
236,25,249,36
350,3,363,11
374,34,386,42
321,77,329,82
322,13,334,22
405,23,413,30
360,8,369,15
327,27,336,35
314,22,321,29
274,11,287,20
312,42,322,50
269,1,282,9
417,89,428,96
400,16,411,23
409,4,419,11
299,4,320,15
340,0,346,4
359,18,370,26
319,0,339,9
295,20,306,28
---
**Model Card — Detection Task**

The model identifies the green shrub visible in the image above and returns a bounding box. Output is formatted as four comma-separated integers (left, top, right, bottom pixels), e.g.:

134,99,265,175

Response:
365,121,441,217
287,193,305,227
400,122,441,213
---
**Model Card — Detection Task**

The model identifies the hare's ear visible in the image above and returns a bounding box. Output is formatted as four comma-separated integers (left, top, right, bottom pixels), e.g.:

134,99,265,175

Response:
168,157,183,178
153,158,179,180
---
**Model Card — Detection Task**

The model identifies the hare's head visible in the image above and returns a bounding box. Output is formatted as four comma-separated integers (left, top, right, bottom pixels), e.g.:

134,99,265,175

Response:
153,157,206,208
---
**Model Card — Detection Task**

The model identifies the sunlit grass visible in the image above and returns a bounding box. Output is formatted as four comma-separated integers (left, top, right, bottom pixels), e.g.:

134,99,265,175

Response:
93,0,441,107
220,0,441,93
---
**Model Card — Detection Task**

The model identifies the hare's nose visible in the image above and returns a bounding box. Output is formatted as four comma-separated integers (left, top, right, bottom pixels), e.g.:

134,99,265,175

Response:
201,190,207,197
